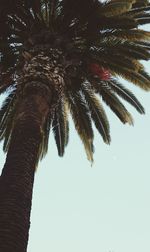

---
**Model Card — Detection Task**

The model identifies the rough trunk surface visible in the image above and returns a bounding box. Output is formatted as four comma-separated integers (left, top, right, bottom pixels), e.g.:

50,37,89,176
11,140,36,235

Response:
0,90,50,252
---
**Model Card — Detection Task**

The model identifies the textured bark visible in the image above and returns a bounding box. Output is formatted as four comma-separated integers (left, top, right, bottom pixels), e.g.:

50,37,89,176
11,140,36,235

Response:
0,88,50,252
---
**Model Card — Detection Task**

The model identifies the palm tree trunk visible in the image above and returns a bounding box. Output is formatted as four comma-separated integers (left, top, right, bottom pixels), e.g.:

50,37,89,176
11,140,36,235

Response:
0,86,51,252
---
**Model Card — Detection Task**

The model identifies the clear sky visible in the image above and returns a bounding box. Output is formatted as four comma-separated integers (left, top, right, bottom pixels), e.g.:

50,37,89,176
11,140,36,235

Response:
0,32,150,252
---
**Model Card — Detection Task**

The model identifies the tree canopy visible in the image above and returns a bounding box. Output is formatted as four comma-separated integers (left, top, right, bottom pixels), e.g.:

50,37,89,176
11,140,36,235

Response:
0,0,150,162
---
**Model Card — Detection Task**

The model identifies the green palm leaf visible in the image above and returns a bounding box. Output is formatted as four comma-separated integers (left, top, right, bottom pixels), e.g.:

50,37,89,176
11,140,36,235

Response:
132,0,149,8
82,85,111,144
66,89,94,162
39,115,52,159
106,63,150,91
101,1,134,17
0,90,16,140
52,98,69,157
97,87,134,125
107,79,145,114
108,30,150,41
97,16,137,30
0,90,17,152
94,37,150,60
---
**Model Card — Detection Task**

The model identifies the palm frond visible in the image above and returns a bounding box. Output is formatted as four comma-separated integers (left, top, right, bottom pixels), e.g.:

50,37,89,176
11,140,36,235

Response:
96,54,143,72
2,112,14,152
136,41,150,50
132,0,149,8
101,0,135,17
130,3,150,14
105,79,145,114
48,0,60,27
104,62,150,91
39,114,52,159
66,89,94,162
82,84,111,144
93,37,150,61
0,90,17,153
96,86,134,125
0,90,16,140
0,71,15,95
97,16,137,30
52,98,69,157
108,30,150,42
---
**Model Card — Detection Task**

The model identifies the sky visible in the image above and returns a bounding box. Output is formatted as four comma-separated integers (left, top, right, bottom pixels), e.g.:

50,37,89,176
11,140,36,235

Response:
0,31,150,252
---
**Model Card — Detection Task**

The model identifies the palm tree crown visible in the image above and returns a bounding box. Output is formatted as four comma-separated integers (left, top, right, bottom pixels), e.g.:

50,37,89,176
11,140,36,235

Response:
0,0,150,162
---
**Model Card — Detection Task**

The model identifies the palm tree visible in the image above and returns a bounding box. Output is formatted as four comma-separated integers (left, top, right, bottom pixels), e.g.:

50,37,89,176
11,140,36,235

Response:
0,0,150,251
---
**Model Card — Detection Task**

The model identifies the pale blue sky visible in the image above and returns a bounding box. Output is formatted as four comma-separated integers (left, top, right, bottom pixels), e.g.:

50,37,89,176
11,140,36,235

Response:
0,32,150,252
